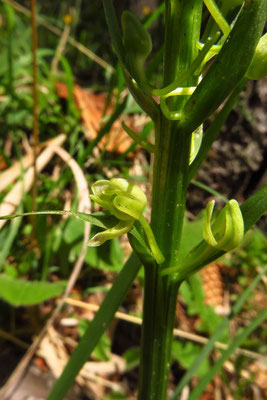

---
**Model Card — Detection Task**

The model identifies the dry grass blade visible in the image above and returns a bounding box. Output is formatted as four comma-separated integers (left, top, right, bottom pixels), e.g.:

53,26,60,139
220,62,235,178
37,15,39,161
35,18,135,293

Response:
52,146,90,213
0,135,67,192
0,134,66,229
0,151,34,192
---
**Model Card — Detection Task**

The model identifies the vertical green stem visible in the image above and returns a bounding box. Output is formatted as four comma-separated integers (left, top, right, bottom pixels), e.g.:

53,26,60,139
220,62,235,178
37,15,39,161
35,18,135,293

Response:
137,1,202,399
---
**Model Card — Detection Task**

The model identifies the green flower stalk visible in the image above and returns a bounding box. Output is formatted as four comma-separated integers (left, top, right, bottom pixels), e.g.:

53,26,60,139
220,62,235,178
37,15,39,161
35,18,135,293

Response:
89,178,165,264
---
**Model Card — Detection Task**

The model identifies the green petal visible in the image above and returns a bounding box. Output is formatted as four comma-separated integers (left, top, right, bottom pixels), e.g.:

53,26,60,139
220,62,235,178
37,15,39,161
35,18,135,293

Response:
91,180,111,196
88,220,134,247
203,200,218,248
113,196,145,219
89,195,113,212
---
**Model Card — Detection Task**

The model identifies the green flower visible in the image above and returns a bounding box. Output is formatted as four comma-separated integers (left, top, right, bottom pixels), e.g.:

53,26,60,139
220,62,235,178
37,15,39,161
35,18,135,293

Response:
203,199,244,251
89,179,164,264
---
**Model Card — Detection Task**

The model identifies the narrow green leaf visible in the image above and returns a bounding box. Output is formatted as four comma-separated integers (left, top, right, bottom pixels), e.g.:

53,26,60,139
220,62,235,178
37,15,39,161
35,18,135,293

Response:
59,56,75,115
240,184,267,231
190,179,228,203
47,252,141,400
102,0,125,67
0,210,117,229
0,275,66,306
144,3,165,28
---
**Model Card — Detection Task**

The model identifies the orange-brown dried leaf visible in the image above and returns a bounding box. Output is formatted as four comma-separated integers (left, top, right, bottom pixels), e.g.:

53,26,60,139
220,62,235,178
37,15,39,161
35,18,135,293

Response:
56,82,137,153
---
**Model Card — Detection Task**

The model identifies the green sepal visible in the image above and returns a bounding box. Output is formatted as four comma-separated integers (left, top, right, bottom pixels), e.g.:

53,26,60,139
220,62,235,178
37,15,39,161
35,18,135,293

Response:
121,11,152,87
114,196,145,220
121,11,152,58
88,220,134,247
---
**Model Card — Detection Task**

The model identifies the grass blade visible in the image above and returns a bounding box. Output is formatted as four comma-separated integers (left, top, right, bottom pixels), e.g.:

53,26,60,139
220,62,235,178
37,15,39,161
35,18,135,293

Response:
102,0,125,66
47,252,141,400
190,179,228,203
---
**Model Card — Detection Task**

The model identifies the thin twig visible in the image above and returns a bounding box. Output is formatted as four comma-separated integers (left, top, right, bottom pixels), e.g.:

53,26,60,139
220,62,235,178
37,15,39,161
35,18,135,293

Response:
64,298,266,361
0,329,29,350
30,0,38,236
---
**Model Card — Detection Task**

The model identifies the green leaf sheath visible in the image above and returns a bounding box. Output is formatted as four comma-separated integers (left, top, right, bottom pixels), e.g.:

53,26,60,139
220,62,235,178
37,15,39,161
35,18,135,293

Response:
180,0,267,135
47,252,141,400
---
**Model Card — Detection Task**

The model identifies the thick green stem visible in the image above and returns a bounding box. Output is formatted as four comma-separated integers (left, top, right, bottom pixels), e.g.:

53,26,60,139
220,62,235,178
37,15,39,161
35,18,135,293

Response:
137,2,202,398
138,115,192,400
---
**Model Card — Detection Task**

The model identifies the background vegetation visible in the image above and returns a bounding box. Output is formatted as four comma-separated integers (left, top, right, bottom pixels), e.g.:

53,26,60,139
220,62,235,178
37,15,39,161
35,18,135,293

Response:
0,1,266,399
